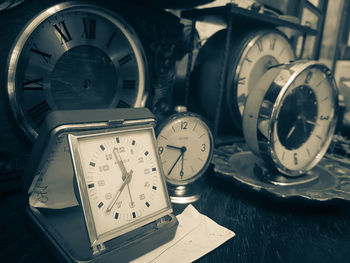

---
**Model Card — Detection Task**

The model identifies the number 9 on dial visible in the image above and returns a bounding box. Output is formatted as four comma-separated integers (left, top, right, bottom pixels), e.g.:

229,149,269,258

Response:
156,106,214,186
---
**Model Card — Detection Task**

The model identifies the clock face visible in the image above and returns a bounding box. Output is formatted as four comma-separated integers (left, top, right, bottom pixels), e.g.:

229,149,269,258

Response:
243,62,338,177
272,66,337,173
7,2,148,141
69,127,171,246
229,29,295,125
156,113,214,185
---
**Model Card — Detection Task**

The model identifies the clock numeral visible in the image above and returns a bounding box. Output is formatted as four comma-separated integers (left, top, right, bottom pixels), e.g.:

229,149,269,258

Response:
53,21,72,45
105,193,112,200
22,77,43,91
117,99,130,108
305,71,313,84
139,194,145,200
201,144,206,152
138,157,144,163
144,181,150,187
28,101,50,125
122,80,136,89
106,30,117,48
256,39,263,52
99,165,109,172
119,54,132,66
158,146,164,155
30,44,51,63
181,121,188,130
270,38,277,50
116,201,122,208
81,17,96,39
293,152,298,166
238,77,246,85
144,168,150,175
320,115,329,120
98,180,105,186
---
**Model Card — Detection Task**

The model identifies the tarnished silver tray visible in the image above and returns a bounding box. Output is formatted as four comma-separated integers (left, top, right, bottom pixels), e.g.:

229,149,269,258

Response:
212,142,350,202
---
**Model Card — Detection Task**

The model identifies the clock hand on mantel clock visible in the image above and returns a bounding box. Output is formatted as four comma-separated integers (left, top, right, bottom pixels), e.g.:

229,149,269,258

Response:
167,146,186,176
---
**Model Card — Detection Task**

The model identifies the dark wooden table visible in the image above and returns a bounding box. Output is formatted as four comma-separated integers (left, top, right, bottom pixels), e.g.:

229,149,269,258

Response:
1,167,350,263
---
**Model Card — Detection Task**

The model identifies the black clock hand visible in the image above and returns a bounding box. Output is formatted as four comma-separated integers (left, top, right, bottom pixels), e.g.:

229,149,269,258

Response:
168,151,183,175
166,145,183,151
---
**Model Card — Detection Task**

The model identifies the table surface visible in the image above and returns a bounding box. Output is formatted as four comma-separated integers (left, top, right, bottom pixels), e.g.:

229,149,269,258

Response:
1,166,350,263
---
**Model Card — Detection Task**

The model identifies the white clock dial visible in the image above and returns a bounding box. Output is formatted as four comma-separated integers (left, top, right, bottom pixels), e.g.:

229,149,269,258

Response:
157,113,214,185
70,127,170,246
233,30,295,118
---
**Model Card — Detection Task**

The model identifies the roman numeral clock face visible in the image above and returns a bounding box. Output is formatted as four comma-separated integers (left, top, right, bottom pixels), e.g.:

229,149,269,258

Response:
7,3,147,140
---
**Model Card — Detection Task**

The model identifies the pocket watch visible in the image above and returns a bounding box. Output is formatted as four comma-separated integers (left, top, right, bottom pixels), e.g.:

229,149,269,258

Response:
25,108,177,261
156,106,214,203
242,61,339,177
191,28,295,129
6,2,148,141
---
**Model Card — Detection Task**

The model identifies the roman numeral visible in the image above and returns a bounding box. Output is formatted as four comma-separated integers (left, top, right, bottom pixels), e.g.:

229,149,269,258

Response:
117,99,130,108
256,39,263,52
22,78,43,90
270,37,276,50
118,54,132,66
238,77,246,85
28,101,50,125
106,30,117,48
81,17,96,39
122,80,136,89
30,44,51,63
53,21,72,45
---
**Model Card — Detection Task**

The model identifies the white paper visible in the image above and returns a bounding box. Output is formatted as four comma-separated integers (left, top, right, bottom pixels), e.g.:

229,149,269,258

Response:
131,204,235,263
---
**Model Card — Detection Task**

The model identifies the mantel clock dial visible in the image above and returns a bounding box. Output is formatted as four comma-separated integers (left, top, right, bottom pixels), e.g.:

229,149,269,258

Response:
243,61,339,177
192,28,295,129
6,2,148,141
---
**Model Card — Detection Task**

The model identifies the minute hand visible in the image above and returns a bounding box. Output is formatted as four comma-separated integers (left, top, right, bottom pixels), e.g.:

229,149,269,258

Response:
106,170,133,213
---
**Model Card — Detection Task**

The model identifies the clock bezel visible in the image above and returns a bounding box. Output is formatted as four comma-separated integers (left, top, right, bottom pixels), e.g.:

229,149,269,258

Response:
6,1,148,141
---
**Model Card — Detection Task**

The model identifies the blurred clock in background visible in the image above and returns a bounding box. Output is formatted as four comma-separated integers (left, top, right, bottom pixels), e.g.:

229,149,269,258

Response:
6,1,148,141
191,27,295,132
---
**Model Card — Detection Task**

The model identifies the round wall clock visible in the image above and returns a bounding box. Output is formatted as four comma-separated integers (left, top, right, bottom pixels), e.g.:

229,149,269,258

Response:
191,28,295,130
242,61,339,177
6,1,148,141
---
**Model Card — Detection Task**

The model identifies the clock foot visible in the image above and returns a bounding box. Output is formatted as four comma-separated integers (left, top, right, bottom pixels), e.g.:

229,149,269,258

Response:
168,185,200,204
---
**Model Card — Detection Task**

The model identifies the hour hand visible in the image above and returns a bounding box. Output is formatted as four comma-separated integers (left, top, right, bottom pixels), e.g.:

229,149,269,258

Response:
113,147,128,175
166,145,183,151
106,170,133,213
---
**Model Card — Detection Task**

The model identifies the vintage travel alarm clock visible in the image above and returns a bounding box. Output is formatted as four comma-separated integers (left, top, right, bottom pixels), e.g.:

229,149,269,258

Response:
191,28,295,130
24,108,177,262
242,61,339,177
156,106,214,203
6,1,148,141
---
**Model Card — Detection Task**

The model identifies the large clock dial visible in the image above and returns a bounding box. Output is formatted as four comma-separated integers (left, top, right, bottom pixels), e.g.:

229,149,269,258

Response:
191,28,295,130
6,2,148,141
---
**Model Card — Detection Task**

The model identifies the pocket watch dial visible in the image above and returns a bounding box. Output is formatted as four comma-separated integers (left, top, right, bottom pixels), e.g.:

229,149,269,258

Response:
157,113,214,185
70,128,170,245
7,3,148,141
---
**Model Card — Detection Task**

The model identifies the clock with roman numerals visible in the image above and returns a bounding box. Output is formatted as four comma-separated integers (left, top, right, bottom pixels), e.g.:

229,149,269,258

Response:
6,1,148,141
